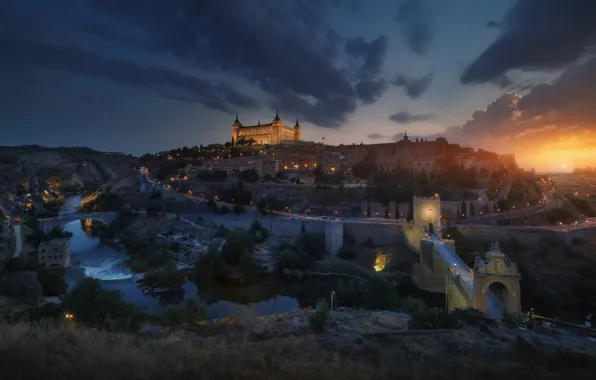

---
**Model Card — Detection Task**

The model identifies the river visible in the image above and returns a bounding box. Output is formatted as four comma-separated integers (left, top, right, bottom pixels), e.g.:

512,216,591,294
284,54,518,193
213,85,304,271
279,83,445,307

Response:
59,196,443,318
60,195,301,319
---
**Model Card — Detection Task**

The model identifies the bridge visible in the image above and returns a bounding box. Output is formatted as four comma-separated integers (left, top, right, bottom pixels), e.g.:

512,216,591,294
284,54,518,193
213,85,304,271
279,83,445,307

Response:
319,196,520,318
38,211,119,233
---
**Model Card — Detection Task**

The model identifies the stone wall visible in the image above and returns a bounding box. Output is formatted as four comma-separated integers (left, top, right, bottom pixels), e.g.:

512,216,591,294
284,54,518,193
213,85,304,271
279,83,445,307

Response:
343,222,403,245
208,216,325,236
403,224,425,253
325,221,343,256
446,273,473,311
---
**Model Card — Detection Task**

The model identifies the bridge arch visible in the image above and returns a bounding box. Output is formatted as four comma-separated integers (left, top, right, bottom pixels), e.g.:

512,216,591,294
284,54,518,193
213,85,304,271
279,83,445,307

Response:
38,212,118,234
472,242,521,315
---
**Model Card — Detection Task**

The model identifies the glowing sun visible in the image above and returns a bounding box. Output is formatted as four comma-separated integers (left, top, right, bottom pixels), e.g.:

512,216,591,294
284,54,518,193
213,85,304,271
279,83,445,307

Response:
561,164,568,169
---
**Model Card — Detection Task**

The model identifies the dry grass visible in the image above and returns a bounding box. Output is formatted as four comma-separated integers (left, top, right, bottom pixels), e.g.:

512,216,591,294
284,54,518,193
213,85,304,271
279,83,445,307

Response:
1,322,595,380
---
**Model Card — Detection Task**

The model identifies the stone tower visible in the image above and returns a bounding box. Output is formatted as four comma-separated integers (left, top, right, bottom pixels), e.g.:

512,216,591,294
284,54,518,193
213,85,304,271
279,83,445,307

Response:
412,195,441,235
272,109,282,144
472,242,521,315
293,117,302,141
232,114,241,146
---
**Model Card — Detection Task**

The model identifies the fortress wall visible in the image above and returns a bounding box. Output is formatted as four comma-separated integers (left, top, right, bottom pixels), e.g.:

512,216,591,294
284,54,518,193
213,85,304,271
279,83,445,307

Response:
343,222,403,245
403,224,425,253
208,217,325,236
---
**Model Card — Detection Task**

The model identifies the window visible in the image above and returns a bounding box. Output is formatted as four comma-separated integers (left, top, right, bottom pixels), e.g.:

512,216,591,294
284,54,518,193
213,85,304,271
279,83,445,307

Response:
54,248,58,252
41,256,45,260
59,255,63,258
42,248,46,252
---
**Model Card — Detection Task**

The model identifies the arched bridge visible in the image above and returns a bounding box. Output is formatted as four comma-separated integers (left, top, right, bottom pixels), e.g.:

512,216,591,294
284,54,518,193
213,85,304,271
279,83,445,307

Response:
38,211,120,234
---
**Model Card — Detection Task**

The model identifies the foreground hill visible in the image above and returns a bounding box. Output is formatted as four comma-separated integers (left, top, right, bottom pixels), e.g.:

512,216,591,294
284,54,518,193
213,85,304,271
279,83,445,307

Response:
0,317,595,380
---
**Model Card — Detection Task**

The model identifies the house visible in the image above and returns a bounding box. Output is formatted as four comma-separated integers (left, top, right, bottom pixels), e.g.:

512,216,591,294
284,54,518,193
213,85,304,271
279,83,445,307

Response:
38,238,71,268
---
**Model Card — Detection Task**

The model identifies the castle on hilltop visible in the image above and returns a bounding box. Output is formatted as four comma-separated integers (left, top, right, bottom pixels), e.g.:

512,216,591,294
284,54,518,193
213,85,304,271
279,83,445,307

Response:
232,110,302,146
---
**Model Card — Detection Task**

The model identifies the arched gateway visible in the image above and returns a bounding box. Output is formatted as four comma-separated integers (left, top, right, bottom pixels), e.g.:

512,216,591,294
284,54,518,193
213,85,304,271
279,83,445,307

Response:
472,242,521,314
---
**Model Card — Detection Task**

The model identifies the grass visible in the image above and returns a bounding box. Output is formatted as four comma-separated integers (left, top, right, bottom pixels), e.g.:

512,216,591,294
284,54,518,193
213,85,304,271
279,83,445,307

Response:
1,322,595,380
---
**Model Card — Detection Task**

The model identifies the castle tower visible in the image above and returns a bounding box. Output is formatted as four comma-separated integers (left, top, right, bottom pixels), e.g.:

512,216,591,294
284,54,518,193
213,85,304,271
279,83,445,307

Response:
232,114,241,146
472,242,521,316
293,117,302,141
272,109,282,144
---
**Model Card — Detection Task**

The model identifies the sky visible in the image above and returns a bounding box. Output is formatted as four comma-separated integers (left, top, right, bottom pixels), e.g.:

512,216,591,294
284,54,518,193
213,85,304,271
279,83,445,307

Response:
1,0,596,172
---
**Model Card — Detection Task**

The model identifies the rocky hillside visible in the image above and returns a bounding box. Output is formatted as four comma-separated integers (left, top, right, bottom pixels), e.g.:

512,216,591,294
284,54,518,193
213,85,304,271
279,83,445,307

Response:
0,145,137,198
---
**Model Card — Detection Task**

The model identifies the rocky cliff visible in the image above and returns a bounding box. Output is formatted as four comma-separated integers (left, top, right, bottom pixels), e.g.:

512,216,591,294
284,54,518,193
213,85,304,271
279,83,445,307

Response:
0,145,137,198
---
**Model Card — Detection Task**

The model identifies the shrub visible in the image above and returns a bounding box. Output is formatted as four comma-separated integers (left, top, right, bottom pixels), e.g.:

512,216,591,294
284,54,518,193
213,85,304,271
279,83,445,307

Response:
296,233,325,260
408,307,463,330
170,242,181,252
62,278,145,332
401,297,426,314
502,311,523,328
309,299,331,333
37,269,68,297
221,230,253,266
166,298,206,327
450,307,493,326
337,245,359,261
220,206,231,215
276,249,314,272
233,204,244,215
214,225,229,238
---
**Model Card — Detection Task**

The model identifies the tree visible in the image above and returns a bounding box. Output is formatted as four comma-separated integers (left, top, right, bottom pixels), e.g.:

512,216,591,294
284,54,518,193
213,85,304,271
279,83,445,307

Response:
352,159,377,179
62,278,144,332
233,204,245,215
221,230,254,266
37,269,68,296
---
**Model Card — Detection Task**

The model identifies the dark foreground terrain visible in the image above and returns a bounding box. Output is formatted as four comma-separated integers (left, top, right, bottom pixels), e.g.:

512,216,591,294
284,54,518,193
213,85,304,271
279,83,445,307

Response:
0,320,595,380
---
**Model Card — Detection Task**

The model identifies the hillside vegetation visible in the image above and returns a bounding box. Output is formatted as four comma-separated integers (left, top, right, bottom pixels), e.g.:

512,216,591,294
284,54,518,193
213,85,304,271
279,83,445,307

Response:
1,322,595,380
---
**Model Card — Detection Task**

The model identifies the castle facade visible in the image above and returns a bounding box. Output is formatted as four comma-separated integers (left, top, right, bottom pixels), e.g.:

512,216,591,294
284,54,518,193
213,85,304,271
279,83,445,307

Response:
232,111,301,146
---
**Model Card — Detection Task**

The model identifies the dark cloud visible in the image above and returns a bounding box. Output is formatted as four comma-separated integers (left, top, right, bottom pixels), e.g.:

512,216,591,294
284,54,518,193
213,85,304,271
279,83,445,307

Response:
0,32,259,114
86,0,380,127
462,0,596,84
346,35,389,79
367,133,386,139
389,71,434,98
394,0,432,55
389,111,433,124
354,79,389,104
346,35,390,103
434,55,596,152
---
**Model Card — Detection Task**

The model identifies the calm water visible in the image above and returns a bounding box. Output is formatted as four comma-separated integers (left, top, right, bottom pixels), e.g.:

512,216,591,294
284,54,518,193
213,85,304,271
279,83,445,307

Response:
59,196,301,318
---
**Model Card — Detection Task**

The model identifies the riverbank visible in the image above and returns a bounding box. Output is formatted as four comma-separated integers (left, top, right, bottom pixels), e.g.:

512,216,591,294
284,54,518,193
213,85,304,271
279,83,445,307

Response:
1,316,595,380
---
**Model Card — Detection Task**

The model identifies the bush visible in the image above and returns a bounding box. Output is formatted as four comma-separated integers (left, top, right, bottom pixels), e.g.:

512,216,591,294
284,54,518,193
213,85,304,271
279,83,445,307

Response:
170,242,181,252
401,297,426,314
408,307,463,330
214,225,229,238
337,245,359,261
276,249,314,272
62,278,145,332
233,204,245,215
37,269,68,297
296,233,325,260
165,298,206,327
502,311,523,328
220,206,231,215
309,299,331,333
221,230,254,266
450,307,493,326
